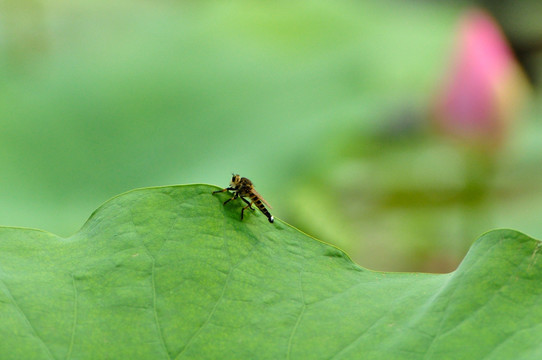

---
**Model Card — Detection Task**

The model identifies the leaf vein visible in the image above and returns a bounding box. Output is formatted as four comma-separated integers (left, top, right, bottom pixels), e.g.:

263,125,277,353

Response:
131,209,171,359
0,273,56,360
286,265,306,359
66,274,78,360
174,265,233,360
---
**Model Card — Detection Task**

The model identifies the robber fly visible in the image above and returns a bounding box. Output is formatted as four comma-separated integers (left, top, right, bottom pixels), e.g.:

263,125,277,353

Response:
212,174,274,223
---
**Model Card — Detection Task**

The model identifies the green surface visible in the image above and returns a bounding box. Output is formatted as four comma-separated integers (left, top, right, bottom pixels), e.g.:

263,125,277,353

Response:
1,185,541,359
1,0,454,237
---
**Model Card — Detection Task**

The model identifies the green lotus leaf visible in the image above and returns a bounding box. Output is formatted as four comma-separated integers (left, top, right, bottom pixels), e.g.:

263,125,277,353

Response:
1,185,541,359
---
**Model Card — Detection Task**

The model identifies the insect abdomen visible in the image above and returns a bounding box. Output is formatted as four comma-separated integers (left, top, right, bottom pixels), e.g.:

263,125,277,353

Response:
250,193,274,223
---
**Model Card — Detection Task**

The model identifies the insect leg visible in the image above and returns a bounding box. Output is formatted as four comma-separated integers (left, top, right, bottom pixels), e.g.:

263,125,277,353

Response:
223,192,238,205
240,203,253,220
212,187,235,194
240,197,255,210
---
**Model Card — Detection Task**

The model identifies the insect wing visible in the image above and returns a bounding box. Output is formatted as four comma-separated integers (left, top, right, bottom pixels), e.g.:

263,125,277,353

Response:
251,188,272,209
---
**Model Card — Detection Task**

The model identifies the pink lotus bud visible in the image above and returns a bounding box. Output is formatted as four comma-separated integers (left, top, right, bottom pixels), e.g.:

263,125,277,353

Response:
433,9,527,149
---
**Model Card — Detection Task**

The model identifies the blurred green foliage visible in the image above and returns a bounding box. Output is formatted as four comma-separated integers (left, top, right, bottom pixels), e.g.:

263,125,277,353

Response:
2,0,542,272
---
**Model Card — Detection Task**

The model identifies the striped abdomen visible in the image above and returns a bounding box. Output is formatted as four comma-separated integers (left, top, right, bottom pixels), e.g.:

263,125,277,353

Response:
249,193,274,223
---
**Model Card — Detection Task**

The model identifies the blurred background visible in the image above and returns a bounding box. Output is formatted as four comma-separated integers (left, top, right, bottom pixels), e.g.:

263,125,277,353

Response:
2,0,542,272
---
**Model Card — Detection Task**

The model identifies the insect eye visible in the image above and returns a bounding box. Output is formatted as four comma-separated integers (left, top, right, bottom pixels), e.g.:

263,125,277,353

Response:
231,176,236,182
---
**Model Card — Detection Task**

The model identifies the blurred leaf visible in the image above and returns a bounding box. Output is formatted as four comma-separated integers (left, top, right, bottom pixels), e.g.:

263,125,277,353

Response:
1,185,541,359
0,0,456,235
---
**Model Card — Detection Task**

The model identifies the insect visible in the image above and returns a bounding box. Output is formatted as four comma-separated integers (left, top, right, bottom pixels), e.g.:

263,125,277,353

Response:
212,174,274,223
